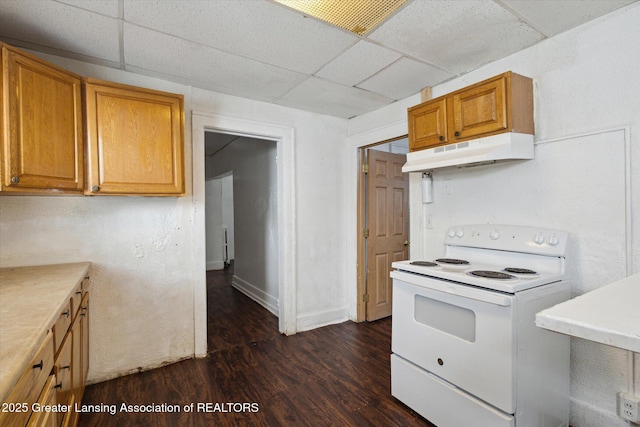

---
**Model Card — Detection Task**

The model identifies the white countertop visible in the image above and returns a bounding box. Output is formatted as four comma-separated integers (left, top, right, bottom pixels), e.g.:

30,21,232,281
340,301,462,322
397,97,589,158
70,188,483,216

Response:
535,273,640,353
0,262,90,402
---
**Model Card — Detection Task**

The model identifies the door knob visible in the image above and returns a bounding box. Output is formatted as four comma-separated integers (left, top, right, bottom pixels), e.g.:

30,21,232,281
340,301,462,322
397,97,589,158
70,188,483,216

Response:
404,241,410,246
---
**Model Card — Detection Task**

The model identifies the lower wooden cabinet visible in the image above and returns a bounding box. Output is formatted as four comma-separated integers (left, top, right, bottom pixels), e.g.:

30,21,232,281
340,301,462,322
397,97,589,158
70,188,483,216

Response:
1,274,90,427
0,333,54,427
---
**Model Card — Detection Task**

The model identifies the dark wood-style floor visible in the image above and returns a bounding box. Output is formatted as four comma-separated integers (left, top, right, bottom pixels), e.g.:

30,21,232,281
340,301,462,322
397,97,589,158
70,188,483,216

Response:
79,265,435,426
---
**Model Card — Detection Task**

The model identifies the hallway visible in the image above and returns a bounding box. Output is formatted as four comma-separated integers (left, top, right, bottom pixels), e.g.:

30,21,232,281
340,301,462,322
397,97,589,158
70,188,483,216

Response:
79,267,433,426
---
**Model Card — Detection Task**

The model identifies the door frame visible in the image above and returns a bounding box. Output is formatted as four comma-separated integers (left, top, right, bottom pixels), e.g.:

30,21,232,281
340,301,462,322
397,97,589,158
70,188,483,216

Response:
192,112,296,357
356,135,409,322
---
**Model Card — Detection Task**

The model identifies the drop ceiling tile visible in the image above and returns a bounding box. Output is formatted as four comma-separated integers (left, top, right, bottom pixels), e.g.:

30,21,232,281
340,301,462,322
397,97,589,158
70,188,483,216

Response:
124,24,308,101
315,40,402,86
279,77,394,118
0,0,120,61
369,0,545,74
57,0,120,17
123,0,358,74
357,57,454,100
502,0,637,37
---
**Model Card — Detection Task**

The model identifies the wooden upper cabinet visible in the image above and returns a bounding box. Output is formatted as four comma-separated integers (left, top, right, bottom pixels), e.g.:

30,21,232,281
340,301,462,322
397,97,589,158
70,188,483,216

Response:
1,43,84,194
408,72,533,152
84,79,185,196
407,98,448,151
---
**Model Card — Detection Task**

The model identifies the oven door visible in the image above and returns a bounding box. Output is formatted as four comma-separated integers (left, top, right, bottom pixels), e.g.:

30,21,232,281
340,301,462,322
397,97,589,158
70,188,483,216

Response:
391,270,516,414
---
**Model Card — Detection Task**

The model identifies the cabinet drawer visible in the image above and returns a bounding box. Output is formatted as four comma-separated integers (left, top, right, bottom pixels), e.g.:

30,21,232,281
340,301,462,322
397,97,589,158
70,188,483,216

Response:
0,332,54,427
53,301,72,354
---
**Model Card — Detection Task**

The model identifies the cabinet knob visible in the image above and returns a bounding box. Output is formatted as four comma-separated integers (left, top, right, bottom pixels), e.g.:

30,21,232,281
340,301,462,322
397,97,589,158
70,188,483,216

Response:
454,131,460,137
91,185,100,192
439,135,444,141
54,382,62,389
62,310,70,317
33,360,44,370
10,176,20,184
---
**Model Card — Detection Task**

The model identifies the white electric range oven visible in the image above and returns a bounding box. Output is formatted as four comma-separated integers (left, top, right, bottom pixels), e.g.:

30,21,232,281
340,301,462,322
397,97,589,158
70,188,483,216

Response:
391,224,570,427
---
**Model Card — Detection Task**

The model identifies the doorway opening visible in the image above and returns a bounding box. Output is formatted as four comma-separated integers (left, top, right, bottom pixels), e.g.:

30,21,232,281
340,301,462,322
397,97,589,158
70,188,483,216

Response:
205,132,279,315
356,137,409,322
192,112,296,357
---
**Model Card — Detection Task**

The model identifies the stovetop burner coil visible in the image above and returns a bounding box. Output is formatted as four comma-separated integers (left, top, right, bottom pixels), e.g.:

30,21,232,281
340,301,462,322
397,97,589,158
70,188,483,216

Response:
468,270,516,280
435,258,470,265
503,267,537,275
410,261,438,267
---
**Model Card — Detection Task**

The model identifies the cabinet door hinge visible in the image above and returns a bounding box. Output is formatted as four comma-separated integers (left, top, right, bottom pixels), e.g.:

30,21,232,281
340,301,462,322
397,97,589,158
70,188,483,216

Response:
362,164,369,174
363,229,369,239
363,294,369,303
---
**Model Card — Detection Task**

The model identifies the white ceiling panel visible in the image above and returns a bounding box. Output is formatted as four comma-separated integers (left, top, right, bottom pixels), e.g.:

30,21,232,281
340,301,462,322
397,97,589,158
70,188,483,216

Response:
1,0,636,118
369,0,545,74
124,24,308,100
357,57,455,100
57,0,120,17
502,0,637,37
315,40,402,86
280,77,394,118
0,0,120,61
124,0,357,74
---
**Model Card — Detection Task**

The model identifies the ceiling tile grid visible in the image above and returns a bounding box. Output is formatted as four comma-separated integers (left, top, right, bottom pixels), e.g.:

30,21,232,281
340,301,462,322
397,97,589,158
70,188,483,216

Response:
0,0,636,118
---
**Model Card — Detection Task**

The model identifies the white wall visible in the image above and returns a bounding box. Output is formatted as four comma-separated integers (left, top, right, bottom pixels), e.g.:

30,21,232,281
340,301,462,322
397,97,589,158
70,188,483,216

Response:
347,4,640,426
206,136,279,314
205,177,224,270
0,50,349,382
221,174,234,261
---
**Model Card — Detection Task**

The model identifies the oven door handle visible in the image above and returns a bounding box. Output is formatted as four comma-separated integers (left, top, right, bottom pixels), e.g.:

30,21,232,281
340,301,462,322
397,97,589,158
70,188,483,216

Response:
391,271,513,306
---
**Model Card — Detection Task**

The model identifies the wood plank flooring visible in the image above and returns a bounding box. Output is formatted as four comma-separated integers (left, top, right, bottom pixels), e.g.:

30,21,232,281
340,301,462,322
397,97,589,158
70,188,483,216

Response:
79,265,435,426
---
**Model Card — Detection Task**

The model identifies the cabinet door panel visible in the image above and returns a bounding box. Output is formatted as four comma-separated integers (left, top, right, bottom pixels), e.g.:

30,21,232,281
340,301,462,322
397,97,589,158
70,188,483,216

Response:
1,45,83,193
451,76,507,140
85,82,185,195
408,98,448,151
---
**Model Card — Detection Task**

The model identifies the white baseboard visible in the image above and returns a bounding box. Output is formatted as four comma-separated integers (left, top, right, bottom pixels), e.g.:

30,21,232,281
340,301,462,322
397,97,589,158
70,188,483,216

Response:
295,306,350,332
232,275,279,316
206,260,225,271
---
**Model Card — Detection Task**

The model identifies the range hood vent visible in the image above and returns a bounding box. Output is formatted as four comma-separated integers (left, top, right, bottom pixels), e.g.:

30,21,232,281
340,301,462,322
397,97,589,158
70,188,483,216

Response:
402,132,534,173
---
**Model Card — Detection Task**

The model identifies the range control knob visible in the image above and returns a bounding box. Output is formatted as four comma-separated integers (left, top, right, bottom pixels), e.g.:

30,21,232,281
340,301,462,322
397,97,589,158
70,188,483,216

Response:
547,234,560,246
455,228,464,238
447,228,456,238
489,230,500,240
533,232,545,245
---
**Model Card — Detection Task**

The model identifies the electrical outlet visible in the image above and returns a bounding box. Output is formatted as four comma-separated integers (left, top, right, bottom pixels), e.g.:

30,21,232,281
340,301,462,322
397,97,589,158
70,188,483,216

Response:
617,392,640,423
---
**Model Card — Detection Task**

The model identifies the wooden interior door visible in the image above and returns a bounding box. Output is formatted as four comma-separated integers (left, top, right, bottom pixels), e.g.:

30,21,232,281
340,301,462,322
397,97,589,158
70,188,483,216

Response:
366,150,409,321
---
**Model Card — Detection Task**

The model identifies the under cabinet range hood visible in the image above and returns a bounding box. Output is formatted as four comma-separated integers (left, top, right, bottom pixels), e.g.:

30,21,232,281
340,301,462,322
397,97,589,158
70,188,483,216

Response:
402,132,534,173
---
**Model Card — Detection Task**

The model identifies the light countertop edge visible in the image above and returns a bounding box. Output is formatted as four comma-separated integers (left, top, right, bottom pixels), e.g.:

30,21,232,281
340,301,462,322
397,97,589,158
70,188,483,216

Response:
0,262,91,402
535,273,640,353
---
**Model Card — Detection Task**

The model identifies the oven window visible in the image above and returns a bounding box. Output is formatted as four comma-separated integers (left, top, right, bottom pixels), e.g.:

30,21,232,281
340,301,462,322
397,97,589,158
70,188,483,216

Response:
414,295,476,342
